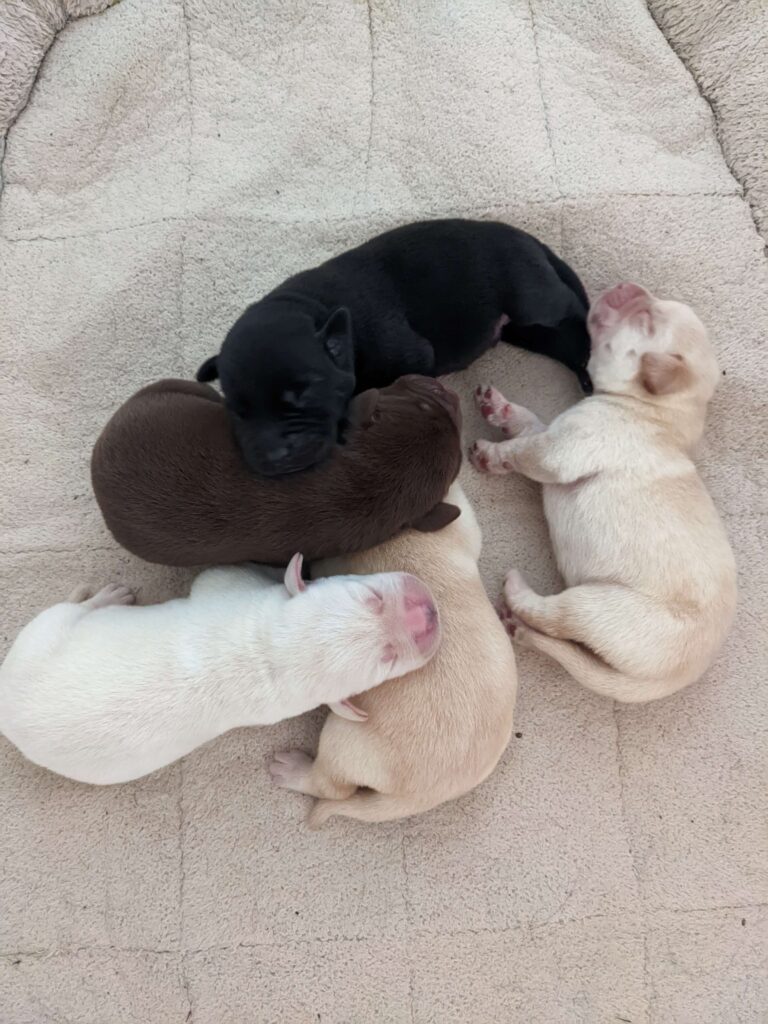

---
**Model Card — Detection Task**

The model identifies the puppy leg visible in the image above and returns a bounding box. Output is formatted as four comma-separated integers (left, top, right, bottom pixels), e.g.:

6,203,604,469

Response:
516,630,683,703
500,572,579,639
5,587,132,667
469,434,564,482
475,386,546,438
269,750,356,800
503,577,684,679
84,583,136,610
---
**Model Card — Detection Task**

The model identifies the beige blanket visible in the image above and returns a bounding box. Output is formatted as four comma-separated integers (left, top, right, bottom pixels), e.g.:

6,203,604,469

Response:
1,2,766,1021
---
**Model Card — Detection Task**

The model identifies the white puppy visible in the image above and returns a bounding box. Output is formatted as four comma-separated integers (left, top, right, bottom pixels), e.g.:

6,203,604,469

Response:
0,555,441,784
471,282,736,703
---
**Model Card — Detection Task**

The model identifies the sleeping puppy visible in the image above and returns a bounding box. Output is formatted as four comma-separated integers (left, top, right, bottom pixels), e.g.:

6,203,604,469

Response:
197,218,591,476
471,282,737,703
0,555,441,784
270,483,518,825
91,375,462,567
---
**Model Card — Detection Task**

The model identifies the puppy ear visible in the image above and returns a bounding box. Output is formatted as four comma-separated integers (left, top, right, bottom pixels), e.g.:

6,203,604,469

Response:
328,699,368,721
284,553,307,596
318,307,354,373
640,352,688,396
347,389,380,429
196,355,219,382
409,502,461,533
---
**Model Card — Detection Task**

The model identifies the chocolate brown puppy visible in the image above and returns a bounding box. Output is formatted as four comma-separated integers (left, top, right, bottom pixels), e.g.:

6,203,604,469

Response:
91,377,463,567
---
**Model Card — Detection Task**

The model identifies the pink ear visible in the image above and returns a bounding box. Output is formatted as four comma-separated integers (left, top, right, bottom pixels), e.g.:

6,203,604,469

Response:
640,352,688,395
329,699,368,721
284,553,307,596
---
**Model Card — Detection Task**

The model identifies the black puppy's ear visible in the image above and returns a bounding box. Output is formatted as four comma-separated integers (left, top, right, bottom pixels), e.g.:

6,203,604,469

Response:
318,307,353,373
347,389,380,429
196,355,219,382
409,502,461,533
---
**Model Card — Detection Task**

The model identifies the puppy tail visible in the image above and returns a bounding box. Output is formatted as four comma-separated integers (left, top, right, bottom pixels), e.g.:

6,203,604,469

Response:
307,790,429,828
522,631,690,704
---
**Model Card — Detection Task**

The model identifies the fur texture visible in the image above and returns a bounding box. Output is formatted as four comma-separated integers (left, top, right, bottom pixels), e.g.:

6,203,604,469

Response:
0,559,441,784
197,218,592,475
91,376,462,567
270,483,518,825
471,282,737,703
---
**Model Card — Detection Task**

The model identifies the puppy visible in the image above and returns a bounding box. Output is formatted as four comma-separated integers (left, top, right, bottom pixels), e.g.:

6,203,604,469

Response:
91,376,462,567
471,282,737,703
197,218,591,476
0,555,441,784
270,483,518,825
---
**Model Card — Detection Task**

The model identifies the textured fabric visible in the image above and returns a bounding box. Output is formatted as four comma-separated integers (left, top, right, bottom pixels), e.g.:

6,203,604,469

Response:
0,0,117,133
0,2,766,1022
648,0,768,239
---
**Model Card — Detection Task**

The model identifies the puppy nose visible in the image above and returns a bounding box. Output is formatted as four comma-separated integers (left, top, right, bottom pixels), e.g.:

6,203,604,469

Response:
399,574,440,655
267,445,290,463
602,281,647,310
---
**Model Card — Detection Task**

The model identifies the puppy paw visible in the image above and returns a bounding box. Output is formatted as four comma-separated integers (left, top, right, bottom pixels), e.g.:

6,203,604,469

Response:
474,386,540,438
67,584,93,604
88,583,136,609
269,750,314,791
495,598,528,634
469,440,513,475
503,568,530,602
474,384,512,430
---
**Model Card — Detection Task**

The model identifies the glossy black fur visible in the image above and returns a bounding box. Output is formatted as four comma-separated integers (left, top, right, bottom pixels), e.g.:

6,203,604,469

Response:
197,218,591,476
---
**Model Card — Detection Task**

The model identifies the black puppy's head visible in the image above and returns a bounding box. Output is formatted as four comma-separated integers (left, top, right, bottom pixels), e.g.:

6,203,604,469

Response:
197,305,356,476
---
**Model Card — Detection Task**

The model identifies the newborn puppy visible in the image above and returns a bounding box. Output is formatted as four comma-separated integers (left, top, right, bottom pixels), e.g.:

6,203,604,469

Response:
471,282,737,703
0,555,441,784
91,376,462,567
197,218,591,476
270,483,518,825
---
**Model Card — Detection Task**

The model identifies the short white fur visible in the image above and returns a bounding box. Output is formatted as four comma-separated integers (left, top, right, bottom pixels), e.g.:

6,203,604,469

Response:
0,556,440,783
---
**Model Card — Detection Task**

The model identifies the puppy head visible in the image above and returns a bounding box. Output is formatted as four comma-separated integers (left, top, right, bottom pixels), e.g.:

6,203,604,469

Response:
348,375,465,532
280,554,441,714
586,283,719,406
197,305,356,477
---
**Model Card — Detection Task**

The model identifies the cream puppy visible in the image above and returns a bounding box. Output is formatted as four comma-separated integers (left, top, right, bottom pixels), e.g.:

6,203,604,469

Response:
0,556,441,784
471,282,736,703
270,484,518,825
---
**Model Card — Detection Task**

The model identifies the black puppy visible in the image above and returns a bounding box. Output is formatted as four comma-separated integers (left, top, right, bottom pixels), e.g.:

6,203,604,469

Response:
197,218,591,476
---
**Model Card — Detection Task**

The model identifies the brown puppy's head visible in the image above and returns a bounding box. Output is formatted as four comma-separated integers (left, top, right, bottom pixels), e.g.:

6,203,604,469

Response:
587,283,719,407
345,375,464,533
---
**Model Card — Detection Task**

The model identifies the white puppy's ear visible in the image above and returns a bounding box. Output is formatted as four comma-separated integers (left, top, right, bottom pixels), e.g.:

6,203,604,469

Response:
329,699,369,721
284,553,307,596
640,352,688,396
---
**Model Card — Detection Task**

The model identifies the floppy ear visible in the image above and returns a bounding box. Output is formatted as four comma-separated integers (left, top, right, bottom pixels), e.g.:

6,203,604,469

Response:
409,502,461,533
640,352,688,396
347,389,380,429
284,553,307,596
329,699,368,721
318,307,354,374
196,355,219,382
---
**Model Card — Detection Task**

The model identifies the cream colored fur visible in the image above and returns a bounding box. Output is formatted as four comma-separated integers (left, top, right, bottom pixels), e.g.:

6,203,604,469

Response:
471,283,737,703
269,483,518,825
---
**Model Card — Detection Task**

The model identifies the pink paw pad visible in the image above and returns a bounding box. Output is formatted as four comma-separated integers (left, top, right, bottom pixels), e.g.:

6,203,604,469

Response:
495,598,518,638
469,442,490,472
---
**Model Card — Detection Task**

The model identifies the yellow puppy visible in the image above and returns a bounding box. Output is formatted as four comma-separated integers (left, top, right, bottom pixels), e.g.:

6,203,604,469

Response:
472,282,736,703
270,483,518,825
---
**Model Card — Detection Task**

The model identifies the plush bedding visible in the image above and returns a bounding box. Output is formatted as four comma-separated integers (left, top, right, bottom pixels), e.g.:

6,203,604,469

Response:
0,2,765,1020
